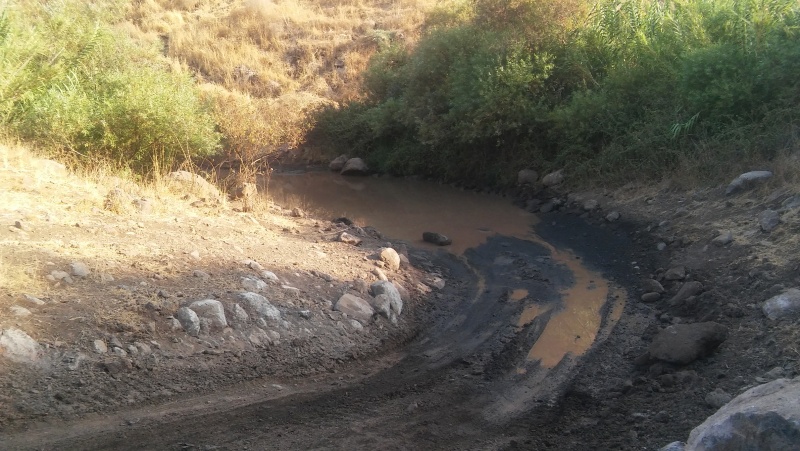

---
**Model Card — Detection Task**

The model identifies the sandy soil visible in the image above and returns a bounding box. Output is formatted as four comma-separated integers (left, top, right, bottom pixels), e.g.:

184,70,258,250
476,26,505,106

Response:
2,146,799,450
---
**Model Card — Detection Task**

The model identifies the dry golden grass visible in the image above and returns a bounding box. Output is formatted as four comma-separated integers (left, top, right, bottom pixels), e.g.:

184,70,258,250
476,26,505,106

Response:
120,0,435,163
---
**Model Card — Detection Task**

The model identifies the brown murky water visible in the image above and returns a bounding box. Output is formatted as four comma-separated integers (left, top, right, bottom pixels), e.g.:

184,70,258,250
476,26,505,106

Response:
267,171,625,368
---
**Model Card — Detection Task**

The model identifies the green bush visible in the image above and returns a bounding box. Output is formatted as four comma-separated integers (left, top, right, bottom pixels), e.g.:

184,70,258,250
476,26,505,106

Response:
0,0,219,174
313,0,800,186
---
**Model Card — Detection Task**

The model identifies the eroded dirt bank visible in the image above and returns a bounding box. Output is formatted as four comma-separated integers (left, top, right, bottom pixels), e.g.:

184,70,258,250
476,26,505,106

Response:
2,152,800,450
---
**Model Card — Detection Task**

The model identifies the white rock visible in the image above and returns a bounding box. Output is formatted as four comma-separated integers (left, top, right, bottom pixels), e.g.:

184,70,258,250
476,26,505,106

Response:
23,294,45,306
70,261,91,278
334,294,374,324
371,280,403,315
261,271,280,283
542,170,565,187
606,211,621,222
684,377,800,450
763,288,800,320
175,307,200,337
241,276,267,292
0,329,40,363
725,170,773,195
239,292,282,321
189,299,228,329
11,306,31,317
93,339,108,354
232,303,249,322
379,247,401,271
369,294,392,319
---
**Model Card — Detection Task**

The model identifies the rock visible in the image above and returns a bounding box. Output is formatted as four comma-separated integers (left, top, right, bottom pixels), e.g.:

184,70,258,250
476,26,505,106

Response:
299,310,312,320
239,292,282,321
422,232,451,246
290,207,305,218
657,242,667,251
70,261,91,278
763,288,800,320
241,259,263,271
539,201,556,213
517,169,538,185
349,319,364,331
241,276,267,292
175,307,201,337
112,347,127,357
370,294,392,319
340,158,369,176
134,341,151,354
583,199,599,211
725,170,773,195
50,270,74,284
261,271,280,283
329,154,348,172
193,270,210,280
167,171,221,199
189,250,201,261
232,303,249,323
371,280,403,315
668,281,704,306
0,328,40,363
431,277,446,290
660,442,685,451
758,209,780,232
189,299,228,329
705,388,733,408
606,211,621,222
643,279,666,294
334,294,374,325
712,230,733,247
641,292,662,303
23,294,45,306
379,247,401,271
684,377,800,450
648,322,728,365
132,198,153,214
664,266,686,281
248,329,271,347
392,281,411,304
338,232,362,246
781,194,800,211
372,267,388,281
93,339,108,354
542,170,564,187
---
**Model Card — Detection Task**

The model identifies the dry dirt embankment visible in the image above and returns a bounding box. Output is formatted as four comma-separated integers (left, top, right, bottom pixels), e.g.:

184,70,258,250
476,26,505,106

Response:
0,145,440,432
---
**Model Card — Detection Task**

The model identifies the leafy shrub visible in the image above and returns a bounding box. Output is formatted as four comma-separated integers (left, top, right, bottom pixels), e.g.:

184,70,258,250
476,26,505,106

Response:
0,0,219,174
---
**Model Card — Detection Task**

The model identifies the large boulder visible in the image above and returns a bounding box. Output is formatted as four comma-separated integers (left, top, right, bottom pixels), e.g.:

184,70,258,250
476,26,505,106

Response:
648,322,728,365
725,170,773,195
371,280,403,315
167,171,221,199
189,299,228,329
239,292,282,321
329,154,348,172
682,377,800,450
340,158,369,176
334,294,374,324
175,307,200,337
763,288,800,320
542,170,564,187
0,328,40,363
379,247,401,271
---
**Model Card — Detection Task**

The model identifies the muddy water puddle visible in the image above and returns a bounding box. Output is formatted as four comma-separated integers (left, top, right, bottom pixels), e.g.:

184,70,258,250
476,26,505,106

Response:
267,170,625,368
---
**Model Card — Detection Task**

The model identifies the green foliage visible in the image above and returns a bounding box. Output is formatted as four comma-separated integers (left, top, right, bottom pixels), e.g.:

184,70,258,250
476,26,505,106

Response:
314,0,800,186
0,0,219,174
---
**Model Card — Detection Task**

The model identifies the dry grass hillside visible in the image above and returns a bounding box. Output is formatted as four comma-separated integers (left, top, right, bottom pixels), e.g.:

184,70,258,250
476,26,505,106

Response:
122,0,435,163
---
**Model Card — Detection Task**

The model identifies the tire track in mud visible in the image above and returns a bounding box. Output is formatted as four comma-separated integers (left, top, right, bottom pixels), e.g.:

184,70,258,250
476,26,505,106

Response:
3,218,635,450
